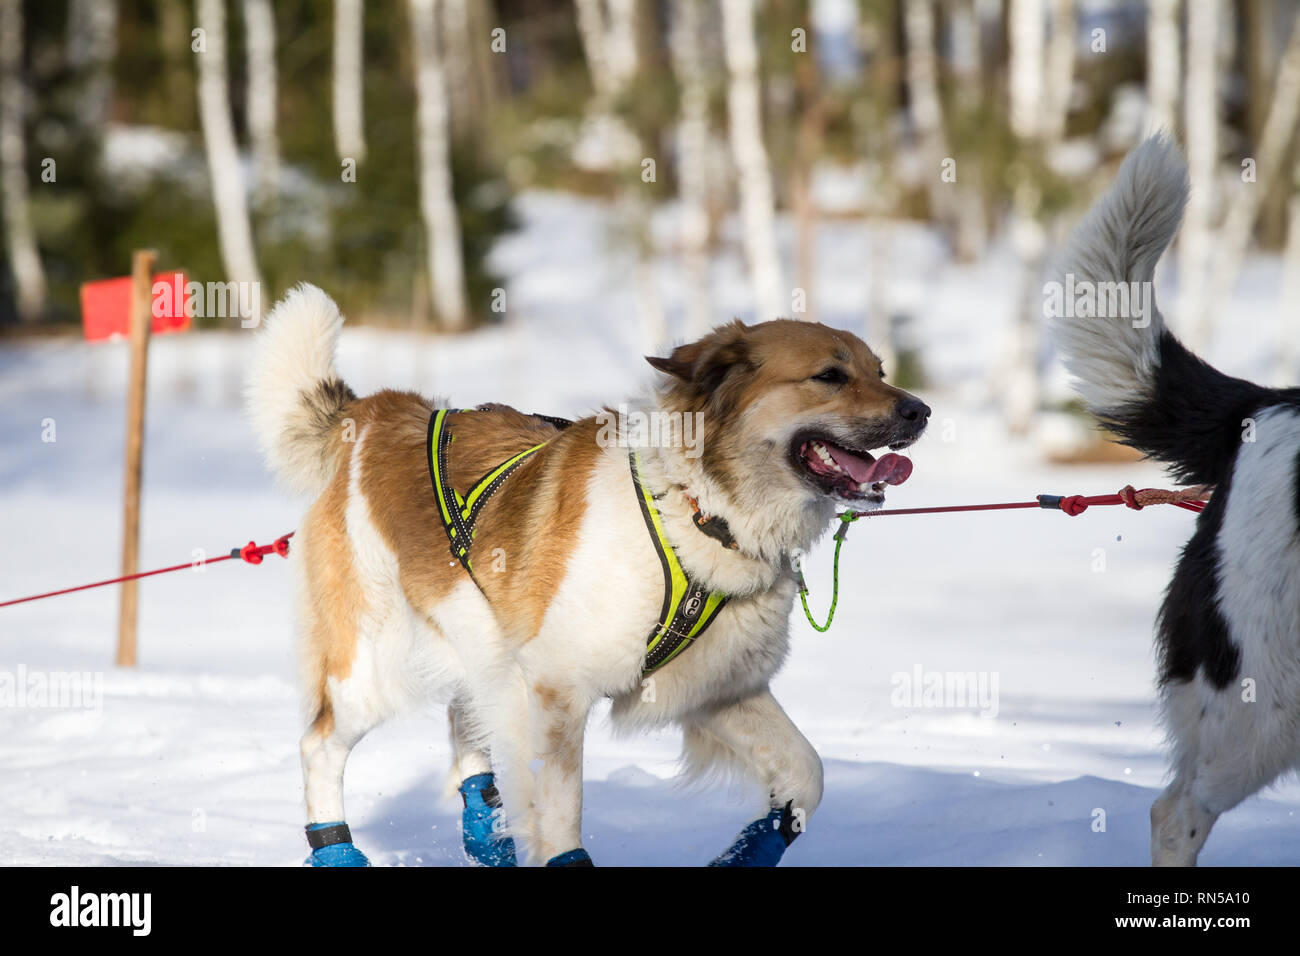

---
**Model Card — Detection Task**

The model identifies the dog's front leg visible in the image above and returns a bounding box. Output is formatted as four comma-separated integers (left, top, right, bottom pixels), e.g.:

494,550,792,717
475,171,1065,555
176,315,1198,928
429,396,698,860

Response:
494,678,593,866
530,697,591,867
683,688,824,866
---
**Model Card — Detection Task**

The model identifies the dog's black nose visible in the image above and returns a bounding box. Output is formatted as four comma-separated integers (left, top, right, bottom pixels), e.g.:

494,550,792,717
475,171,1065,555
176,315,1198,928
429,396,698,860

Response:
896,398,931,423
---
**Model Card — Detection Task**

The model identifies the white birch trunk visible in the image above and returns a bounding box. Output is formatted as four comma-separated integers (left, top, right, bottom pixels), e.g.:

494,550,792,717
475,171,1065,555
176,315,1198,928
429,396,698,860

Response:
1006,184,1046,436
195,0,262,297
721,0,784,321
1147,0,1181,135
669,0,712,338
1276,166,1300,384
1043,0,1076,144
243,0,279,206
409,0,468,331
605,0,639,91
333,0,367,163
441,0,474,136
1180,0,1221,347
574,0,614,100
1007,0,1047,430
949,0,987,261
903,0,950,224
1206,12,1300,320
66,0,118,132
0,0,44,321
1008,0,1044,141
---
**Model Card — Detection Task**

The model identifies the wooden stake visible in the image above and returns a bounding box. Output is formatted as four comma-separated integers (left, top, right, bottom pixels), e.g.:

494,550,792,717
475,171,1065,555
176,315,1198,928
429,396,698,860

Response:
117,250,156,668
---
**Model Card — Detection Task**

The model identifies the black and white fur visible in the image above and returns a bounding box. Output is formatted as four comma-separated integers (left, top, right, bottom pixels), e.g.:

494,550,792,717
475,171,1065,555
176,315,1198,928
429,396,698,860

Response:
1052,135,1300,865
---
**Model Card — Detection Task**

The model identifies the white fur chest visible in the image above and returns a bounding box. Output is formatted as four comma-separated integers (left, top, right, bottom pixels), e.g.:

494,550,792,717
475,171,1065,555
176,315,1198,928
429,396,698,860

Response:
522,445,801,724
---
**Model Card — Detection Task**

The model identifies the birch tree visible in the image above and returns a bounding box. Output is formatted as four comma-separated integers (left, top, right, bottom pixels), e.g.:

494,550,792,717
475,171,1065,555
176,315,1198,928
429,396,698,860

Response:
948,0,987,260
1008,0,1044,142
604,0,639,94
441,0,475,138
574,0,615,100
721,0,785,321
574,0,638,102
195,0,262,298
409,0,468,331
572,1,663,345
791,47,824,323
1276,160,1300,384
1147,0,1180,134
1042,0,1076,144
243,0,279,206
1180,0,1221,348
571,0,640,170
1205,11,1300,322
669,0,713,338
333,0,367,163
1005,0,1047,434
0,0,44,321
903,0,951,232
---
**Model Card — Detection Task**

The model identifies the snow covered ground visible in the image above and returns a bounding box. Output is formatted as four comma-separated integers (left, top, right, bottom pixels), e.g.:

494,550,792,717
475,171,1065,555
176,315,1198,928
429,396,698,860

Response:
2,192,1298,866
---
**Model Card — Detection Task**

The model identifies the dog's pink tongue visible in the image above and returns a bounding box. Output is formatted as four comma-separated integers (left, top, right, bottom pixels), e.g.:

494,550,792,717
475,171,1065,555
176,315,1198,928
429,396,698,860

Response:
827,446,911,485
868,453,912,486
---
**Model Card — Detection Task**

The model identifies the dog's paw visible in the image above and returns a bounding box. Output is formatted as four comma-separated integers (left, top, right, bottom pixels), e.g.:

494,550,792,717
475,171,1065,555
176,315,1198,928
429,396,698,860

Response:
305,843,371,867
459,772,518,867
545,848,594,867
708,805,797,867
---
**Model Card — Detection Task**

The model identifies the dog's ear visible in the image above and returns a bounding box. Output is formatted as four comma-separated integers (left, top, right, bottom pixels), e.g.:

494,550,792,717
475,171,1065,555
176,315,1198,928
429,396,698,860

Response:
646,321,751,398
645,347,700,381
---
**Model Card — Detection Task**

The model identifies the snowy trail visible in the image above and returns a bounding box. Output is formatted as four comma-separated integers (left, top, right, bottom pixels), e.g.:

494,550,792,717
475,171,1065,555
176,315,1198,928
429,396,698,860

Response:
2,194,1298,865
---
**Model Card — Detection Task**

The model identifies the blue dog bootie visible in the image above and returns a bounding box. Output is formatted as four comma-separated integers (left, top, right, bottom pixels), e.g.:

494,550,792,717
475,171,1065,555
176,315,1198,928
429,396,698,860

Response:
708,802,800,867
545,848,593,867
459,773,518,867
305,821,371,867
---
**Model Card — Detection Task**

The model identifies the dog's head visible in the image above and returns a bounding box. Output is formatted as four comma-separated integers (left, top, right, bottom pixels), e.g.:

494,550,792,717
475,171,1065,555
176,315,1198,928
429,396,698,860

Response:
648,319,929,511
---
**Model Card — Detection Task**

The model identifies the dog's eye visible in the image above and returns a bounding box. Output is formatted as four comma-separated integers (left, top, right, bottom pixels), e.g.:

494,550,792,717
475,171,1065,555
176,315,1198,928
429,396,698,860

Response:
811,367,847,385
879,368,886,380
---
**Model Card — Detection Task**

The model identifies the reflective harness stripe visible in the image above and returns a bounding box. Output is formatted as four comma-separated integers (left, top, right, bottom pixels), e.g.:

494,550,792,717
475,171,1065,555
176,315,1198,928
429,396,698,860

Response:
425,409,728,674
427,408,547,581
629,452,728,673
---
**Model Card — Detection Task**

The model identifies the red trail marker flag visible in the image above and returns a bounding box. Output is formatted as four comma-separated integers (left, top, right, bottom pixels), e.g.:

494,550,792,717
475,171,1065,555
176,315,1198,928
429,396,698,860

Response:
80,271,190,341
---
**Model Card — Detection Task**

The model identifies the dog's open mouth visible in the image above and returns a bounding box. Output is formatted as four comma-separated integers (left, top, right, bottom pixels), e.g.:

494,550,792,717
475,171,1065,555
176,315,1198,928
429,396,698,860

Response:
795,437,912,504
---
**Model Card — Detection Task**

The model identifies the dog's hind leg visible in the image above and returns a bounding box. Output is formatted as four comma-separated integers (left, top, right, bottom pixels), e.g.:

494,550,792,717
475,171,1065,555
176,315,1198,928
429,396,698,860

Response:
1150,776,1219,867
1151,674,1294,866
301,693,380,867
683,688,824,867
448,698,517,867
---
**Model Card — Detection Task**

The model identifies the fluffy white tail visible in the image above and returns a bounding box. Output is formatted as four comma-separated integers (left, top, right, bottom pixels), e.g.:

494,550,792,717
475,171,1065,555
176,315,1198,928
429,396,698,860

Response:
245,284,355,496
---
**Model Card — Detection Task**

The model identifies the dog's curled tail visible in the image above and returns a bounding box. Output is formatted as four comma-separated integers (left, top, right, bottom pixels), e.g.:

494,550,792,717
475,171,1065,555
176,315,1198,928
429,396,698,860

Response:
1051,135,1266,486
246,284,356,497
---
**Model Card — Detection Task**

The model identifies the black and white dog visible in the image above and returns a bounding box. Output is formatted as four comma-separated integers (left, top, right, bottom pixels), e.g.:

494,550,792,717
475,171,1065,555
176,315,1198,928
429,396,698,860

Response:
1053,135,1300,865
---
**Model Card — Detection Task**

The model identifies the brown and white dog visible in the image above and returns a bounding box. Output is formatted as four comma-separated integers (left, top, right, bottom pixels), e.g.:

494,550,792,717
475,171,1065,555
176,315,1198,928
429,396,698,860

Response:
247,288,929,866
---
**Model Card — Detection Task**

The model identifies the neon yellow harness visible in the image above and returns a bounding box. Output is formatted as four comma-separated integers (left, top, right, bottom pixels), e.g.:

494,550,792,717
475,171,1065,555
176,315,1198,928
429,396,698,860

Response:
629,451,729,672
425,409,727,673
427,408,547,582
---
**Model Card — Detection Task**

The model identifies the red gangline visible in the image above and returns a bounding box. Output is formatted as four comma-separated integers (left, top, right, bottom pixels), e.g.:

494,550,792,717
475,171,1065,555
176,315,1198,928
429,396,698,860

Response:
0,484,1211,610
0,533,294,609
852,485,1211,520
